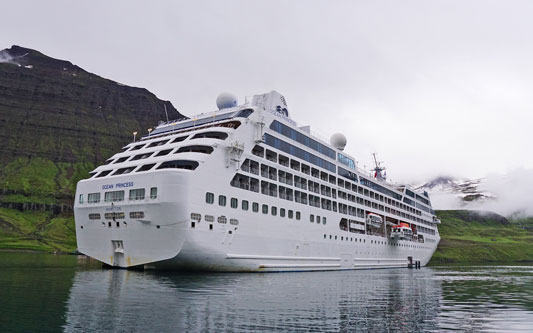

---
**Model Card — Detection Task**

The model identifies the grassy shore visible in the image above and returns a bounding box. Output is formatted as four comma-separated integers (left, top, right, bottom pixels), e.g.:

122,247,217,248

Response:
429,210,533,265
0,208,76,252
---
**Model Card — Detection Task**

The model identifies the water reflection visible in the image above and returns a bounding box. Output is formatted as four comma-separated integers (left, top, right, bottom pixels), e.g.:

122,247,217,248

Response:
0,253,78,333
2,252,532,332
436,266,533,332
63,268,442,332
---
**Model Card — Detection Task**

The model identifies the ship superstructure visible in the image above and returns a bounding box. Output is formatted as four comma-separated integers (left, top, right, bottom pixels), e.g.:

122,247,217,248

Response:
74,91,441,271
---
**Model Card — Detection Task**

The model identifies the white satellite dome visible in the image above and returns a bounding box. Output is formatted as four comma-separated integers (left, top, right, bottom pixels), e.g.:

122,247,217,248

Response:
216,92,238,110
330,133,347,151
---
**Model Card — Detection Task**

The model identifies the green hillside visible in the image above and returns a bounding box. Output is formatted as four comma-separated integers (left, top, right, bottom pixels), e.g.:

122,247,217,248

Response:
0,45,185,251
429,210,533,264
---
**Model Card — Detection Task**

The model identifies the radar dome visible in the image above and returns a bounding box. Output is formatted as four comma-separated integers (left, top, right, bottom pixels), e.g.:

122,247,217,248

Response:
330,133,347,151
216,92,238,110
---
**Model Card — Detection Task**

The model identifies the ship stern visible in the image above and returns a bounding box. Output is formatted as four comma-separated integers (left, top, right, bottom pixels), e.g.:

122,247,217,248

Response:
74,170,190,268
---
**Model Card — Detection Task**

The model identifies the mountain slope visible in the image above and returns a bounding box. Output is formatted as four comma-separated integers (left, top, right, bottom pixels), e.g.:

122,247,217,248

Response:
429,210,533,264
0,45,186,251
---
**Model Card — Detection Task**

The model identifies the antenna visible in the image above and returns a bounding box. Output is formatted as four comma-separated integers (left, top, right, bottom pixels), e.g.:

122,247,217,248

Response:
148,128,153,136
133,131,138,142
371,153,387,181
164,104,169,123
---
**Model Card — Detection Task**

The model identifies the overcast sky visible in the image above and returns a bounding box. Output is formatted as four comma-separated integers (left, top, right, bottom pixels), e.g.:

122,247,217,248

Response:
2,0,533,183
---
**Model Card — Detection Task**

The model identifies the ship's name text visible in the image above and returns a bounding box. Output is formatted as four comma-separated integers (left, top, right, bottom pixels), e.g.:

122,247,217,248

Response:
102,182,134,190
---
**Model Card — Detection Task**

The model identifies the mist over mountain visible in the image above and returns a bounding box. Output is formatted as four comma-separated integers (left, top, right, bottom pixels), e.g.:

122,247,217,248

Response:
418,170,533,218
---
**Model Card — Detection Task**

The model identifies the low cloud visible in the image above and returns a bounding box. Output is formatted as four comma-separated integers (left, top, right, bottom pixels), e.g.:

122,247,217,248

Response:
470,168,533,217
430,168,533,218
0,50,15,63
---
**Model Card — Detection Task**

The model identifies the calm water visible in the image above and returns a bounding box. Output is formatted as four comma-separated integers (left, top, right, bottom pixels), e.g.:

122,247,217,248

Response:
0,253,532,332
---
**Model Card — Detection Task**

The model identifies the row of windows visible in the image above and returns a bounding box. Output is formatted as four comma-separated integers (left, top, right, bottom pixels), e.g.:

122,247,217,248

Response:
267,120,433,213
115,140,213,164
205,192,303,220
269,120,336,160
338,153,356,170
322,234,429,249
190,213,239,226
267,122,426,210
87,211,144,220
401,191,432,214
264,134,337,173
247,148,429,224
147,108,250,137
232,169,433,231
79,188,158,204
123,129,229,153
92,158,199,178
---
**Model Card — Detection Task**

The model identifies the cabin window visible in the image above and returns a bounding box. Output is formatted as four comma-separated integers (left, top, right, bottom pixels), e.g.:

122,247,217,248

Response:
155,149,173,157
217,216,227,224
231,197,238,209
157,160,199,170
206,192,214,204
137,163,156,172
147,139,169,148
129,188,145,200
288,210,293,219
190,213,201,221
252,145,264,158
262,204,268,214
316,215,321,224
176,145,214,154
271,206,277,216
96,170,112,178
131,152,153,161
323,217,327,225
130,144,145,151
218,195,226,206
87,193,100,203
113,156,129,164
192,132,228,140
296,212,301,220
104,191,124,203
252,202,259,213
150,187,158,199
205,215,214,222
235,108,254,118
280,208,286,217
88,213,100,220
105,212,125,219
230,218,239,225
310,214,314,223
130,211,145,219
171,135,188,143
113,167,136,175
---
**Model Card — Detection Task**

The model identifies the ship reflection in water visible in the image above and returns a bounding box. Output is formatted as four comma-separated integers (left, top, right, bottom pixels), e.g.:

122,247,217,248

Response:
1,252,532,332
64,268,441,331
61,265,533,332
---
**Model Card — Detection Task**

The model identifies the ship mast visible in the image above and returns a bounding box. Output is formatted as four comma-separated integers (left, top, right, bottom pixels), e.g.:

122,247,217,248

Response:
371,153,387,181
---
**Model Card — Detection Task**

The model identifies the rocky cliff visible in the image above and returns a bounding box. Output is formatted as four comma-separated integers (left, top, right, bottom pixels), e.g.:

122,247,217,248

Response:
0,45,186,251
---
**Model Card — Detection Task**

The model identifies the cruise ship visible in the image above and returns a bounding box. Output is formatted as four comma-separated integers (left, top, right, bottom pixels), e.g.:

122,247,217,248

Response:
74,91,441,271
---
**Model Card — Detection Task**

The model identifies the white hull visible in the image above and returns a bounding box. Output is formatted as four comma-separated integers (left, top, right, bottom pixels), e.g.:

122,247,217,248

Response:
74,91,440,272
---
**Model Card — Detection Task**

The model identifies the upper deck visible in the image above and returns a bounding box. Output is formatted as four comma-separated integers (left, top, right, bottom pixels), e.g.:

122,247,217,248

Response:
83,91,435,219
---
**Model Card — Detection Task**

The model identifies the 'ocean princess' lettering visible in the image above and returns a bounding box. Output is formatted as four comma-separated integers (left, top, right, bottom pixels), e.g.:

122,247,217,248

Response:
115,182,134,188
